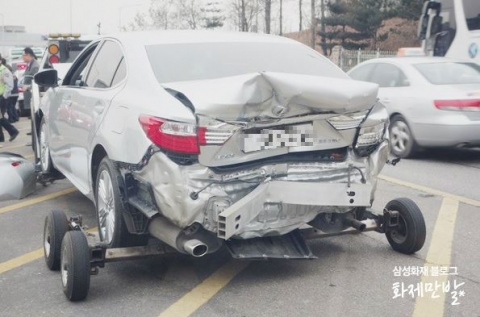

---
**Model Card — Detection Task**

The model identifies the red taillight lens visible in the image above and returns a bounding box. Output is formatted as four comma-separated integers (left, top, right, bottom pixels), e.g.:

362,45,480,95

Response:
139,116,200,154
16,63,27,70
434,99,480,111
49,55,60,64
11,161,21,167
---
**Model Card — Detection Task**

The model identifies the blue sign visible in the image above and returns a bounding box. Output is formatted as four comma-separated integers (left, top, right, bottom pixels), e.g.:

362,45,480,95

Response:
468,43,478,58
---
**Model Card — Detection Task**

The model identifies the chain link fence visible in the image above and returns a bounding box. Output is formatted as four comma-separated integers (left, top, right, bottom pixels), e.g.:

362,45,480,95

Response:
330,46,397,72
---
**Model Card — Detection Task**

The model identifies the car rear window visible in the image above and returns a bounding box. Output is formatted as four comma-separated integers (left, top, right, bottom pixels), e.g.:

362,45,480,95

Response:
146,42,347,83
414,62,480,85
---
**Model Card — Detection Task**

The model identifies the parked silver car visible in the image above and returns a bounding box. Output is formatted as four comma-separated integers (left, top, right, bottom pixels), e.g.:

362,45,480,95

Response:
348,57,480,158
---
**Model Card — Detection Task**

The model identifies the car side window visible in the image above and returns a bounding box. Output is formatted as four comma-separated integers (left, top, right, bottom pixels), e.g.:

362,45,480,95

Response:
349,64,376,82
63,43,99,87
111,57,127,87
369,63,410,88
85,41,124,89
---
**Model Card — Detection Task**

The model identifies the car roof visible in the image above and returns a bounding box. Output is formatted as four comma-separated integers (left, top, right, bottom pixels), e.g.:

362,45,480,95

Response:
102,30,299,46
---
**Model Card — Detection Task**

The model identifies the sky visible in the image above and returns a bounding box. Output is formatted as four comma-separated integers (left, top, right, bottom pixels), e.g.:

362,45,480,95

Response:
0,0,307,35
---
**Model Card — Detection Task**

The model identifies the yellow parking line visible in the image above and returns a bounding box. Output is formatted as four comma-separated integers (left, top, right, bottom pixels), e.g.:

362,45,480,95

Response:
158,260,250,317
0,187,77,215
379,175,480,207
413,198,459,317
0,227,98,275
0,249,44,275
0,143,30,151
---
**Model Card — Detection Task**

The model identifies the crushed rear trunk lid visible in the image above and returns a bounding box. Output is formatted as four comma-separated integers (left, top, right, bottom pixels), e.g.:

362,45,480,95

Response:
163,72,379,167
163,72,378,120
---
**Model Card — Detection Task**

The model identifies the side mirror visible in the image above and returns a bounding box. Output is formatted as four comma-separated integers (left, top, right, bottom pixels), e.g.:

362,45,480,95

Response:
34,69,58,88
418,14,430,40
430,15,443,35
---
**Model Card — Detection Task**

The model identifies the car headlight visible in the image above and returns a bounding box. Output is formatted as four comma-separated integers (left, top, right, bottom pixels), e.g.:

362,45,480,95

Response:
354,103,389,156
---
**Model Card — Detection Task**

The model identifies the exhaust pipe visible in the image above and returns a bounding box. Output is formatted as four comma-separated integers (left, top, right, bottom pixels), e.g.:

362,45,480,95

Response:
183,239,209,257
347,218,366,232
148,217,209,257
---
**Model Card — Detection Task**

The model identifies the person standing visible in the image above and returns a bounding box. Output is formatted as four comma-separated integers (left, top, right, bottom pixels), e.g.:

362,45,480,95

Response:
7,73,19,122
1,58,18,122
22,47,39,116
22,47,39,143
0,57,19,148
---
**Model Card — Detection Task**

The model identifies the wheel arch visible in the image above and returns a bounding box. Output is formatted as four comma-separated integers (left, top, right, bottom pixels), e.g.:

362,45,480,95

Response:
91,144,108,194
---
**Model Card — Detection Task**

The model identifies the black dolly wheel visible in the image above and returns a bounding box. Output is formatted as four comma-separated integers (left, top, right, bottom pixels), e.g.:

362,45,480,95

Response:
44,210,69,270
61,231,91,301
385,198,426,254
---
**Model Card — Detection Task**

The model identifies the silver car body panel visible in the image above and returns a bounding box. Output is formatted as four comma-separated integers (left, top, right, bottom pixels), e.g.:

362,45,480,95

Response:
0,153,36,200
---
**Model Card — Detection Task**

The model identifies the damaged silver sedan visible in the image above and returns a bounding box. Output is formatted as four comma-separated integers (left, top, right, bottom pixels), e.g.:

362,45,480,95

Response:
33,31,426,301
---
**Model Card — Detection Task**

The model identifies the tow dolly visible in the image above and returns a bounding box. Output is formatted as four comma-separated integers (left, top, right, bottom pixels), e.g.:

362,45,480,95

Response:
43,196,425,301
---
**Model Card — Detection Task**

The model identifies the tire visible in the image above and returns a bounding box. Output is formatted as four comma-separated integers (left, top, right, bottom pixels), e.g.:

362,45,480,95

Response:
44,210,69,270
389,115,418,158
61,231,91,301
385,198,426,254
95,157,132,248
38,118,54,174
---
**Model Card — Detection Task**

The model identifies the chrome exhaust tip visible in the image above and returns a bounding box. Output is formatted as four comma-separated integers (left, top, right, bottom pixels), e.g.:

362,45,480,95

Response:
183,239,209,257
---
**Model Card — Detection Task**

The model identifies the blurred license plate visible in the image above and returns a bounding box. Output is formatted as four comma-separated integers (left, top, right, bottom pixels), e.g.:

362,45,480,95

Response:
243,124,315,153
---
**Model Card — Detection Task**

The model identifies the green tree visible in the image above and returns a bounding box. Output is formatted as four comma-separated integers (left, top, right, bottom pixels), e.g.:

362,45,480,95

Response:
394,0,424,20
318,0,369,55
349,0,395,49
202,1,225,29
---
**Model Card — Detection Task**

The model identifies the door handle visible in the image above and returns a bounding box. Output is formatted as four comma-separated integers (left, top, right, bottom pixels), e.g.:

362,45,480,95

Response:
94,105,104,114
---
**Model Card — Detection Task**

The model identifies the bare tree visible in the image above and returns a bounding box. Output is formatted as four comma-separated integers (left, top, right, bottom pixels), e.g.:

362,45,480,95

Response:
175,0,204,29
231,0,260,32
149,0,175,29
264,0,272,34
299,0,302,31
279,0,283,35
310,0,315,48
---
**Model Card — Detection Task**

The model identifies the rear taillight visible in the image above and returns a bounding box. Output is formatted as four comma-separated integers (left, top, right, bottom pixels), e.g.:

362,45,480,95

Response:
434,99,480,112
198,127,234,145
11,161,21,167
139,116,200,154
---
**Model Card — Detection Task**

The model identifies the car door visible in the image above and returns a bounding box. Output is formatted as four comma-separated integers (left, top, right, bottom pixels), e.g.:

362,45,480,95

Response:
367,63,411,113
68,40,126,192
48,42,100,183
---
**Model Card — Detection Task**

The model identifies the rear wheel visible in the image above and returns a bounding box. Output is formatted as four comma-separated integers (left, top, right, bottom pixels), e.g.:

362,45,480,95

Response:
389,116,418,158
95,157,140,248
385,198,426,254
61,231,91,301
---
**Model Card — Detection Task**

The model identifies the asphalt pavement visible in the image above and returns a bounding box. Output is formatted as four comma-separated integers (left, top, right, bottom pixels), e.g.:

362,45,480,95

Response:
0,118,479,317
